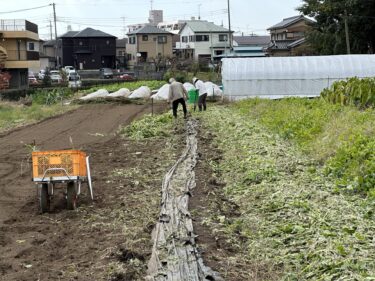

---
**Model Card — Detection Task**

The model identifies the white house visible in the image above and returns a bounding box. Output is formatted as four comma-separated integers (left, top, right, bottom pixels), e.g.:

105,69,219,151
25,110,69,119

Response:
175,20,232,63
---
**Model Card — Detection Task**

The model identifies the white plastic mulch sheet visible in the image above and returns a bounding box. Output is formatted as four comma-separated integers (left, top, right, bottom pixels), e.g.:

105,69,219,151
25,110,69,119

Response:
183,82,195,92
129,86,151,99
107,88,131,98
151,84,170,100
222,55,375,99
80,89,109,100
146,119,223,281
204,81,223,97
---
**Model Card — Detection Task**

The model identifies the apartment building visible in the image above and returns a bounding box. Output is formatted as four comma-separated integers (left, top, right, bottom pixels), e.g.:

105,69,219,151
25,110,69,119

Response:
0,19,40,89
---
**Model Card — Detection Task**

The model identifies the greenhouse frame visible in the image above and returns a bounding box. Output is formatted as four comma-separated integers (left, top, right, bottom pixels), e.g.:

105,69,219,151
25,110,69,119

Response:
221,55,375,99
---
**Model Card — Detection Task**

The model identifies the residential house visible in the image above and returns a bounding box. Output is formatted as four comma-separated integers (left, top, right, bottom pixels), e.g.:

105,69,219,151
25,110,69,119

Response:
234,35,270,48
0,19,40,89
127,25,173,68
157,20,185,48
40,39,57,70
116,38,127,68
175,20,231,63
267,15,315,56
226,35,271,58
57,28,116,69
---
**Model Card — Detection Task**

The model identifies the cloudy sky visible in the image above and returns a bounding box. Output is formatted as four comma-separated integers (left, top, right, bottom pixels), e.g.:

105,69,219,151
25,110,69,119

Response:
1,0,304,40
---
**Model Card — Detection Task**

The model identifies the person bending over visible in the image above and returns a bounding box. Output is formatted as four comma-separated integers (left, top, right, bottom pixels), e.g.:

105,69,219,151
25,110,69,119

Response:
193,77,208,111
168,78,188,119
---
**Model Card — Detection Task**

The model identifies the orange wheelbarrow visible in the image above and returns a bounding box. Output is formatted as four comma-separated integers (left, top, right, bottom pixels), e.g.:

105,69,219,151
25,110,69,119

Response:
31,150,93,213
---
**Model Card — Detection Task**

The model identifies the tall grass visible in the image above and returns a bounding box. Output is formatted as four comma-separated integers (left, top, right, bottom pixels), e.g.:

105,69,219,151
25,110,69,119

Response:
235,98,375,194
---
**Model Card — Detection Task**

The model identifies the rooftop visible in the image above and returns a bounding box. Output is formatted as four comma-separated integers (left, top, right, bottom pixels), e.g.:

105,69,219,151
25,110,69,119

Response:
128,25,172,35
60,28,116,38
268,15,314,30
182,20,230,33
234,35,270,46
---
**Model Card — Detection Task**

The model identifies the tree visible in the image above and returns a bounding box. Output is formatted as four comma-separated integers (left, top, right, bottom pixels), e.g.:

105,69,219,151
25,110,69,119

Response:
298,0,375,55
0,70,11,90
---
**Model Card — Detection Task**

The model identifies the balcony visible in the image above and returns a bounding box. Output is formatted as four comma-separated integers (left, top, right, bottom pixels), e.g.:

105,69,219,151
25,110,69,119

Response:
4,50,39,61
0,20,38,33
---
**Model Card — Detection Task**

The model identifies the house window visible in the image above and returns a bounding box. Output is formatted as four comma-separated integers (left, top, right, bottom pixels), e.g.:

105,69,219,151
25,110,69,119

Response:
182,36,188,43
189,35,195,42
119,51,123,56
142,35,148,41
27,42,35,51
219,34,228,42
196,35,209,42
129,37,136,44
158,36,167,44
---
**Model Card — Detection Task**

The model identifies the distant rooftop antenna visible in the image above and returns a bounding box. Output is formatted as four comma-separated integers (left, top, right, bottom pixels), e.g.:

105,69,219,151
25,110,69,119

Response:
198,4,202,20
151,0,154,10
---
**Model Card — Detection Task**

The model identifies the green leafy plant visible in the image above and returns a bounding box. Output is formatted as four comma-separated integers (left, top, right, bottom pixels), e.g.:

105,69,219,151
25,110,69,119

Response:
321,77,375,108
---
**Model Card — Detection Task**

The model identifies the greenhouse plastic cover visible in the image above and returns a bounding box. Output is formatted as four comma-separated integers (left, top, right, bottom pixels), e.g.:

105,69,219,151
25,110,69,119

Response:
107,88,131,98
80,89,109,100
129,86,151,99
151,84,169,100
183,82,195,92
204,82,223,97
222,55,375,99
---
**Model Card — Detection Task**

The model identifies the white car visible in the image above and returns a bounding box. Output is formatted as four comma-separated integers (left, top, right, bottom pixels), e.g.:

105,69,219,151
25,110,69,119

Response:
64,66,75,73
68,72,82,88
50,70,63,84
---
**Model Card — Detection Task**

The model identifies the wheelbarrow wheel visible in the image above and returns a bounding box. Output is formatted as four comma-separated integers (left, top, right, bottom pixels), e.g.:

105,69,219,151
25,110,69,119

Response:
39,183,50,213
67,182,77,210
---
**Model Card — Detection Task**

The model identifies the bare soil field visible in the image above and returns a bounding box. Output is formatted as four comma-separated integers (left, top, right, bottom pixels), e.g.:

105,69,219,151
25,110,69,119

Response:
0,103,173,280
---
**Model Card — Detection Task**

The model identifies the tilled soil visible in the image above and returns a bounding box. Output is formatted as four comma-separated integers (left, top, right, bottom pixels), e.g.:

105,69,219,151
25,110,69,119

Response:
0,103,171,281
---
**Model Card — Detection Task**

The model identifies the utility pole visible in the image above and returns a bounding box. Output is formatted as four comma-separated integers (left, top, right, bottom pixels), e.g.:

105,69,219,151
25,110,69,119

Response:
48,20,53,40
344,9,351,55
52,2,58,68
53,3,57,40
227,0,232,51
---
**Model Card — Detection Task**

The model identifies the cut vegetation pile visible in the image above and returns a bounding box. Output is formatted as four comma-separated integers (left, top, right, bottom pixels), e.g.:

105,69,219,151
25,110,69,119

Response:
198,102,375,280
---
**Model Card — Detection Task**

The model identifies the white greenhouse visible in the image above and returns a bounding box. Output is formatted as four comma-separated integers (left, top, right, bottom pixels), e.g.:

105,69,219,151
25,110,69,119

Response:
221,55,375,99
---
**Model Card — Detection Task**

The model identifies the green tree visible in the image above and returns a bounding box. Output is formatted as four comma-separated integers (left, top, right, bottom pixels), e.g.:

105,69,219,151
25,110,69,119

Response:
298,0,375,55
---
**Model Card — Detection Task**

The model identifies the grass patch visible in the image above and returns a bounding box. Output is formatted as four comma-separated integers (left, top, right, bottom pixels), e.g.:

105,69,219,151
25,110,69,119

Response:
119,113,173,140
235,98,375,194
199,105,375,280
0,102,77,133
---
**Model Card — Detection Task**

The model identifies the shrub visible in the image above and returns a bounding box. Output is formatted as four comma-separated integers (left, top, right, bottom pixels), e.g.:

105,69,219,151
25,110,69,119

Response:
321,77,375,108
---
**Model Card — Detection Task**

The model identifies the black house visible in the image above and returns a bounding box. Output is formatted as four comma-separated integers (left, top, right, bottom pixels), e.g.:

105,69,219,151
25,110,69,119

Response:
57,28,117,69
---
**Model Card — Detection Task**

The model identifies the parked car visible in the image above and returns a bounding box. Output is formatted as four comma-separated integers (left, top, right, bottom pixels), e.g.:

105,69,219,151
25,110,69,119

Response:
119,73,136,81
50,70,63,84
28,72,39,85
99,68,113,79
64,66,75,73
67,72,82,88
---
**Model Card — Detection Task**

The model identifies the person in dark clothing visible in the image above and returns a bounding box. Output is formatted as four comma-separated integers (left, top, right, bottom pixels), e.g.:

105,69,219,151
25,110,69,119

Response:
168,78,188,118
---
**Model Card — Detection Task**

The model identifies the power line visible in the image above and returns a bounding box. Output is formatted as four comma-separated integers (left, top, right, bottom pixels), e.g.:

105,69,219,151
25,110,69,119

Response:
0,4,51,14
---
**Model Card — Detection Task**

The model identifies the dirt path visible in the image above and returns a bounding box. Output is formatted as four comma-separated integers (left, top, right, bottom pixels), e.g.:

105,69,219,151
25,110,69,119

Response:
0,103,175,281
0,103,153,223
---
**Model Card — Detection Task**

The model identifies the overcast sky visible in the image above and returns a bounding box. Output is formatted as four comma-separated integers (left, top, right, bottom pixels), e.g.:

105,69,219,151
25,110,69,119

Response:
1,0,304,40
